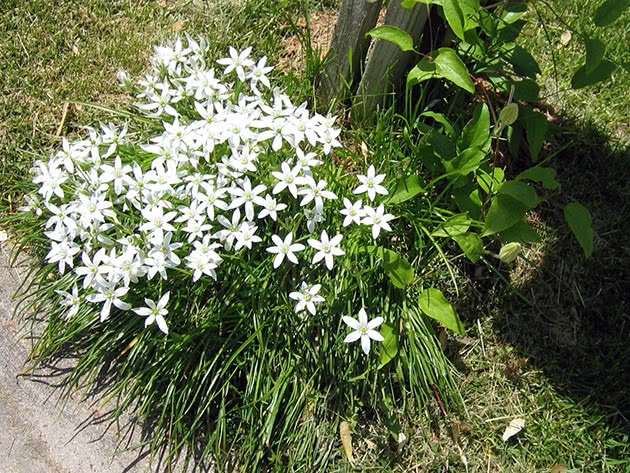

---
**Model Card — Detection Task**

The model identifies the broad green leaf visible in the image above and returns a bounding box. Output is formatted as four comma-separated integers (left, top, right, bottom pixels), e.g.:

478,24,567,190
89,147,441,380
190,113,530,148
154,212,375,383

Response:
593,0,629,26
378,324,399,369
497,19,526,43
430,130,457,161
507,123,523,158
502,1,527,22
434,48,475,93
375,247,414,288
501,43,541,78
499,103,519,126
366,25,415,52
384,175,425,204
482,194,529,236
443,148,486,184
498,219,541,243
443,0,466,40
513,78,540,102
432,213,471,237
571,60,616,89
499,180,542,209
460,0,481,30
452,180,482,219
460,103,490,151
516,166,560,190
407,57,437,86
418,288,465,335
522,111,548,161
402,0,443,7
564,202,593,257
585,37,606,75
453,232,484,262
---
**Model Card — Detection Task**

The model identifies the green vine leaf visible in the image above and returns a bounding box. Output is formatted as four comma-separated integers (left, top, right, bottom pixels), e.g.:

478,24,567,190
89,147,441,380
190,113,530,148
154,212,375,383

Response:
460,103,490,151
571,60,616,89
585,37,606,75
372,247,414,288
443,0,466,40
453,232,484,262
593,0,629,26
378,324,399,369
418,288,465,335
501,43,541,78
522,111,548,161
434,47,475,93
564,202,593,257
366,25,414,52
482,194,529,236
384,175,425,204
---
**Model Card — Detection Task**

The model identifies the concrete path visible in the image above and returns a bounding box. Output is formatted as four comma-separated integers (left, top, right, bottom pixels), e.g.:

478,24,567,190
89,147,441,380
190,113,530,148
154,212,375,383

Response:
0,242,208,473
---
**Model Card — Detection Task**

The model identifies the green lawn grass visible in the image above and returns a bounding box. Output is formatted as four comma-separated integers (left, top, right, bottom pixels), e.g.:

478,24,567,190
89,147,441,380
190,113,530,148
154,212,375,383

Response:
1,0,629,471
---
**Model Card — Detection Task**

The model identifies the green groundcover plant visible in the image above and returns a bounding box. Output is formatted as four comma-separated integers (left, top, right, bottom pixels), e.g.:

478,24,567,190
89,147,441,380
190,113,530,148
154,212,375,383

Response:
8,35,461,469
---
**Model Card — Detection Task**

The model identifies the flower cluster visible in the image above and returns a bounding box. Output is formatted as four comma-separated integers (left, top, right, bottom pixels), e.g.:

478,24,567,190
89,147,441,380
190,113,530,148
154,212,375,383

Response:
25,36,394,352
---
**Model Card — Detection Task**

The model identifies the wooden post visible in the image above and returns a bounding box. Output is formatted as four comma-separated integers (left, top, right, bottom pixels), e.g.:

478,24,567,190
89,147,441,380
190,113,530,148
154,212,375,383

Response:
318,0,384,108
357,1,430,117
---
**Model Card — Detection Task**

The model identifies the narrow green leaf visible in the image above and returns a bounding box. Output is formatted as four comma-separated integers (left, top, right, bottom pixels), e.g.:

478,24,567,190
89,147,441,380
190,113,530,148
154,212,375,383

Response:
483,194,529,236
434,47,475,93
585,37,606,75
443,0,466,40
593,0,629,26
418,288,465,335
499,180,542,209
477,167,505,194
432,213,471,237
378,324,399,369
421,111,456,137
571,60,616,89
384,175,425,204
516,166,560,190
523,111,548,161
460,103,490,151
453,232,484,262
375,247,414,288
366,25,415,52
564,202,593,257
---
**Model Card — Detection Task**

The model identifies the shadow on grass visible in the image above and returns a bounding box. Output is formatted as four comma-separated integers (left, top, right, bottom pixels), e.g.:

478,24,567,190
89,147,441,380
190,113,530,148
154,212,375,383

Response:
476,119,630,430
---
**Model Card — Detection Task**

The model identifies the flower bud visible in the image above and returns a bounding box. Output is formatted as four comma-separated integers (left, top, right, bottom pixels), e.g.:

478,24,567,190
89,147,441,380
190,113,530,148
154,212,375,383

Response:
498,242,521,263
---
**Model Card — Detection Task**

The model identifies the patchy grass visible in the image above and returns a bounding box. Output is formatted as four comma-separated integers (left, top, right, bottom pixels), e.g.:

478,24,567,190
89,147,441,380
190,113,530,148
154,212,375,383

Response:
519,0,630,145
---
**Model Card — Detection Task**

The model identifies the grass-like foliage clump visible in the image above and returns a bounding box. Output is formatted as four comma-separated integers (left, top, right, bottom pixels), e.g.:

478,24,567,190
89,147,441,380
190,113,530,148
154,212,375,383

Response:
10,35,458,469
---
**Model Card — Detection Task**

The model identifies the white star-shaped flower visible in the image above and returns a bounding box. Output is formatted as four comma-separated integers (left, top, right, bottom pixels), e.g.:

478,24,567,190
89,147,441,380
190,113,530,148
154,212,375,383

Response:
307,230,344,270
343,308,384,355
340,198,364,227
362,204,395,239
266,232,305,268
133,292,170,334
353,165,388,201
289,282,325,315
